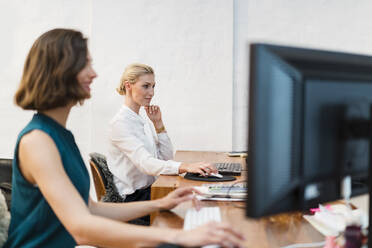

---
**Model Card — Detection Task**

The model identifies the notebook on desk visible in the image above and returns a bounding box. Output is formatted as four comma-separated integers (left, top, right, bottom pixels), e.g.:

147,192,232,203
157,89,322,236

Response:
194,184,247,201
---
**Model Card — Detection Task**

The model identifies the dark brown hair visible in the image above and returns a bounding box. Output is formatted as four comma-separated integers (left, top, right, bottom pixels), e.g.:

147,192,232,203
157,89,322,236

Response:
15,28,88,111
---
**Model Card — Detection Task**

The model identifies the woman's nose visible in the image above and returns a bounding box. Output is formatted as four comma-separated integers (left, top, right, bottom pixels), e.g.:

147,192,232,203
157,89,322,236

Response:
90,68,97,79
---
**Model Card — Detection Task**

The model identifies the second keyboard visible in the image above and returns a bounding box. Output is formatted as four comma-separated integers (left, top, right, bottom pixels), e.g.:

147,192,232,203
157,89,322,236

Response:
214,162,242,176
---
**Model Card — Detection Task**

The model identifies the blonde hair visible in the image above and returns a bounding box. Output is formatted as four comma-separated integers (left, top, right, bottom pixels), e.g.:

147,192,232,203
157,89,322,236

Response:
117,63,154,95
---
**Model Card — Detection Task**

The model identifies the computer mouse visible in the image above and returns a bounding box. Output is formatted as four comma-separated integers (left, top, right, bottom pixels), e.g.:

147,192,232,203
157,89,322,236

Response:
208,173,223,178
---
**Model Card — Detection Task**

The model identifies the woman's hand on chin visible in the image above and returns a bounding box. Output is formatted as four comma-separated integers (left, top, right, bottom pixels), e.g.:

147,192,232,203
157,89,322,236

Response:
145,105,164,128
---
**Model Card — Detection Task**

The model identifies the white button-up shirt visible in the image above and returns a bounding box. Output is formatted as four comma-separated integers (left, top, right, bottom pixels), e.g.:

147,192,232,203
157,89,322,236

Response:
107,105,181,198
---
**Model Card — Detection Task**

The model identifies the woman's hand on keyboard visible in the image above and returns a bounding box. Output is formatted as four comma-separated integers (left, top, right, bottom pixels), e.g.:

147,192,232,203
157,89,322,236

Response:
173,222,245,247
157,186,201,210
179,162,217,176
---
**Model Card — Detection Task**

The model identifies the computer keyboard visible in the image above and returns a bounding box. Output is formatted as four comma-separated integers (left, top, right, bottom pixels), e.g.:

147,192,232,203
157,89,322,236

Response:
183,207,221,248
183,207,221,230
214,162,242,176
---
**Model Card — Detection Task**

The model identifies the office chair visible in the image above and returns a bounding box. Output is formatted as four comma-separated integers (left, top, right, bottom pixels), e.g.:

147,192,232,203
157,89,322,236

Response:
89,159,106,201
89,153,150,226
89,153,126,203
0,158,12,210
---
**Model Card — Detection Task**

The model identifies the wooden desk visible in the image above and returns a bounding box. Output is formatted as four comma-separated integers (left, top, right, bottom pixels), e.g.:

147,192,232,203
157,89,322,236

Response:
151,151,324,248
151,151,246,200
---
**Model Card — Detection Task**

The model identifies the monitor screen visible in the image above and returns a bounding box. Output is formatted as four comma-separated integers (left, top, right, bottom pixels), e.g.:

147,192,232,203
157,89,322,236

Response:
246,43,372,218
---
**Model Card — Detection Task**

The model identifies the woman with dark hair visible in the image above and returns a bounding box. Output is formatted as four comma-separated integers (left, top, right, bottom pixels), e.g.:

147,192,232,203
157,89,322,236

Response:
4,28,244,248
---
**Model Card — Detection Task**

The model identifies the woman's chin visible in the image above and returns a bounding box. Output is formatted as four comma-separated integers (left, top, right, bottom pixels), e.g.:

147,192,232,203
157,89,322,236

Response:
84,92,91,99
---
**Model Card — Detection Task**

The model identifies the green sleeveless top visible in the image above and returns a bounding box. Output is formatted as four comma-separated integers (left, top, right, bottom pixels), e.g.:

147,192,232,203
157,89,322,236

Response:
4,113,90,248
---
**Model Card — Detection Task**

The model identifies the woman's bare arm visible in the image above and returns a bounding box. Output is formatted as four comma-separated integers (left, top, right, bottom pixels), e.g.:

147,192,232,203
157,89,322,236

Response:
19,130,244,247
18,130,181,247
89,186,198,222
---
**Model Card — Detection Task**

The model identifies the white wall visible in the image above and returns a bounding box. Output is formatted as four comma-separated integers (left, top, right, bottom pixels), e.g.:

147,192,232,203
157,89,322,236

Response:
0,0,233,164
0,0,92,159
2,0,372,160
233,0,372,151
89,0,233,156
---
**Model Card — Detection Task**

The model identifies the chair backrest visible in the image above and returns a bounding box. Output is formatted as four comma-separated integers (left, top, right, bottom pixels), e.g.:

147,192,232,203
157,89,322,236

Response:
89,152,125,202
0,159,12,183
0,158,12,210
0,189,10,247
89,160,106,201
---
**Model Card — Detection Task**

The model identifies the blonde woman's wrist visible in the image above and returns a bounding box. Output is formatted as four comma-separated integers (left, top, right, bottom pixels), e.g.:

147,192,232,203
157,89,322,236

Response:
153,120,165,133
155,125,166,133
178,163,188,174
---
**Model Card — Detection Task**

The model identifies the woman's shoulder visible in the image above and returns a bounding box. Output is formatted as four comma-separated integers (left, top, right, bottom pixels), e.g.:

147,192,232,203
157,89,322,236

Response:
19,114,70,140
19,130,56,154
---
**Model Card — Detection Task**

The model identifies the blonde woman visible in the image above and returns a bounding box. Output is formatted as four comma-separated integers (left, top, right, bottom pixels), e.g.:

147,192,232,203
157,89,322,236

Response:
108,64,217,209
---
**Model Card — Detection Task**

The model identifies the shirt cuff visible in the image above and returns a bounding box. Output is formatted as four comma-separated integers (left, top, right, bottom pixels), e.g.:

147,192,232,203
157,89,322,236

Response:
157,132,169,138
166,160,182,175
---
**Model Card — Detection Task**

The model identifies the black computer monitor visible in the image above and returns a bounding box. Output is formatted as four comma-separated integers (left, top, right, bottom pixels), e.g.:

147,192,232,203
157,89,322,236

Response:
246,44,372,227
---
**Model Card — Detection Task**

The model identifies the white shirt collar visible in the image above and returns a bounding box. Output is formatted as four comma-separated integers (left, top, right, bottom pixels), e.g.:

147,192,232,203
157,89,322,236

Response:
121,105,146,125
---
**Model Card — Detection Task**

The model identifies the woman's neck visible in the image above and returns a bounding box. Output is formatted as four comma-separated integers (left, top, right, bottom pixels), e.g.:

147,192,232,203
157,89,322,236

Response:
40,105,73,127
124,97,141,114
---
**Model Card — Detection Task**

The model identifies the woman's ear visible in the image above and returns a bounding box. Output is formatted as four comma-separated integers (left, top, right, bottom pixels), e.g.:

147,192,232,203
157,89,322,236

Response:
124,81,131,91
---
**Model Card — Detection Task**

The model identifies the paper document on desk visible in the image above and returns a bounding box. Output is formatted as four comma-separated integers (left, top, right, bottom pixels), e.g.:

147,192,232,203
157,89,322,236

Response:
194,184,246,201
303,204,368,236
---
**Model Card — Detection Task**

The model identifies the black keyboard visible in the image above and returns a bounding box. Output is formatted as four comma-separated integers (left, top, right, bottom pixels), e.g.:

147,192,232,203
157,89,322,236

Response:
214,163,242,176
